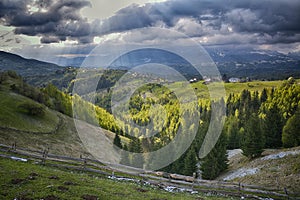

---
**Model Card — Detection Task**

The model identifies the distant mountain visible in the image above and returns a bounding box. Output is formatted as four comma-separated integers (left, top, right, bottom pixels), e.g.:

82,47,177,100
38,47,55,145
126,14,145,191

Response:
108,48,201,80
55,56,85,67
0,51,77,89
1,47,300,87
288,51,300,60
205,47,300,79
0,51,63,76
72,47,300,80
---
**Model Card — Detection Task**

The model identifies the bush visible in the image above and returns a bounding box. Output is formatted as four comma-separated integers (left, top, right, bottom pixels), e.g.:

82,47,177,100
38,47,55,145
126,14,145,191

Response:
18,102,45,117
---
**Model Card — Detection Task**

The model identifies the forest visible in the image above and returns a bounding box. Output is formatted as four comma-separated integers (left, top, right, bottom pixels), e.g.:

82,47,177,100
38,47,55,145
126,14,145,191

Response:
1,70,300,180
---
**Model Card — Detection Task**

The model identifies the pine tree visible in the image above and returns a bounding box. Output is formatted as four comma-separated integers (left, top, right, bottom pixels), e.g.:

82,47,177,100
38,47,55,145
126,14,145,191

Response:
129,138,144,168
242,114,264,158
238,89,252,124
282,109,300,148
113,133,122,149
251,91,260,112
200,132,228,180
225,116,241,149
260,88,268,103
182,147,198,176
200,148,218,180
262,105,283,148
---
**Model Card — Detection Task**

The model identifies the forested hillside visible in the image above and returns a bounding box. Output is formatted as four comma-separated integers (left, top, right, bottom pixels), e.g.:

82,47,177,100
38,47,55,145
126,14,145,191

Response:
1,70,300,181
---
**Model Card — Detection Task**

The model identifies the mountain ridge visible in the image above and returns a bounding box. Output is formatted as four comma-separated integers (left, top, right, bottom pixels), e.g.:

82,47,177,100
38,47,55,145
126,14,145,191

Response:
0,50,63,76
1,48,300,90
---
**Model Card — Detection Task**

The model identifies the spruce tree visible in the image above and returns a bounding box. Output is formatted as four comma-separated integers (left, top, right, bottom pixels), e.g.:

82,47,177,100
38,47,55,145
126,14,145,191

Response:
262,105,283,148
182,147,198,176
200,132,228,180
200,148,218,180
242,114,264,158
282,109,300,148
113,133,122,149
251,91,260,112
260,88,268,103
129,138,144,168
225,116,241,149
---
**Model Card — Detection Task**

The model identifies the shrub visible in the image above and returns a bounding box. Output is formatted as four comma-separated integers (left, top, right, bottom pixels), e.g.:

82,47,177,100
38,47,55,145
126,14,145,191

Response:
18,102,45,117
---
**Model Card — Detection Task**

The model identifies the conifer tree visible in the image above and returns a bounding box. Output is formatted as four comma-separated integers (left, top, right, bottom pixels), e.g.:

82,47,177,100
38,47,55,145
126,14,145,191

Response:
262,105,283,148
260,88,268,103
282,109,300,148
225,116,241,149
129,138,144,168
182,146,198,176
200,132,228,180
251,91,260,112
242,114,264,158
113,133,122,149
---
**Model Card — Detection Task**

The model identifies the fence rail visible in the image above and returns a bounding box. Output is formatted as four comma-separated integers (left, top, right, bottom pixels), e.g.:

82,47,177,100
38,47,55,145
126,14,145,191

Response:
0,142,297,199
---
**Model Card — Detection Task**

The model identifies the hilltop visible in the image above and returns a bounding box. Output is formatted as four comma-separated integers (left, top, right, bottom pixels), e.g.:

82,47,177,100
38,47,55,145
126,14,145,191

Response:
0,51,62,77
0,51,77,89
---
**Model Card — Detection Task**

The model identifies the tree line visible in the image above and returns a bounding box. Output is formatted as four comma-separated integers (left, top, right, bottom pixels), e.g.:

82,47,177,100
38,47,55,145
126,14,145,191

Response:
2,70,299,180
114,78,300,179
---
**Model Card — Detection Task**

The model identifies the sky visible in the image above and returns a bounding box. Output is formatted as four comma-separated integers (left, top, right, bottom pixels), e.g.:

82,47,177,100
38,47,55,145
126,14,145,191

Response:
0,0,300,65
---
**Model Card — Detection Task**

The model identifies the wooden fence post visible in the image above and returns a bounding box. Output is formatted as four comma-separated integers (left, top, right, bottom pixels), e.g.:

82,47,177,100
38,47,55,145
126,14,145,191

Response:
41,148,48,165
11,142,16,151
284,187,289,200
192,172,196,189
83,158,87,170
276,177,280,190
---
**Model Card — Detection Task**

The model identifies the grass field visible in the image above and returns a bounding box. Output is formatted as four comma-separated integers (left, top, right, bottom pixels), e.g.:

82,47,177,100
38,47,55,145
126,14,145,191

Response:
191,80,285,100
148,79,286,105
0,88,88,157
0,91,59,133
0,157,237,200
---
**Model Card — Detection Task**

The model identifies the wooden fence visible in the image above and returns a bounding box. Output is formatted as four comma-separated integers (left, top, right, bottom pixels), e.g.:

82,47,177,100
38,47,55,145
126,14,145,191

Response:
0,143,297,200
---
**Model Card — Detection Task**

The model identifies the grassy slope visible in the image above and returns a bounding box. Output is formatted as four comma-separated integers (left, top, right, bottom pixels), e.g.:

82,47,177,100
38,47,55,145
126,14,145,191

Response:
0,157,234,200
0,74,120,157
0,91,59,133
219,147,300,195
190,80,284,100
0,94,117,159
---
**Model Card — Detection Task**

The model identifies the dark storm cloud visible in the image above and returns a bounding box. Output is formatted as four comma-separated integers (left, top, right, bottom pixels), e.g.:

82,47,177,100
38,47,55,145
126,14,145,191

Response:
98,0,300,44
1,0,91,26
0,0,299,45
0,0,92,43
40,35,66,44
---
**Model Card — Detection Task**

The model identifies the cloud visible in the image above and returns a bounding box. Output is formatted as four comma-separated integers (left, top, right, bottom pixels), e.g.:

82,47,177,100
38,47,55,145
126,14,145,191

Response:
0,29,31,50
0,0,300,47
0,0,92,43
96,0,300,45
